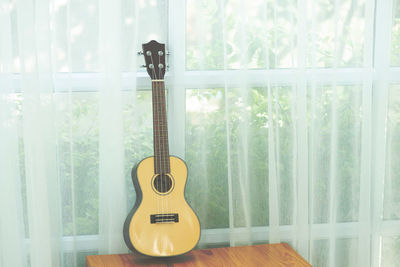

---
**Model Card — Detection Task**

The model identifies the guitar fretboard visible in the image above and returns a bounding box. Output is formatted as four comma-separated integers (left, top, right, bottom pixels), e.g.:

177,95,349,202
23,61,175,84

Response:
152,80,170,174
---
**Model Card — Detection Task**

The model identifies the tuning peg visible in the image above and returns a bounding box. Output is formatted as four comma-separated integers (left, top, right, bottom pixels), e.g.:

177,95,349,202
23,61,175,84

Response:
140,64,146,68
137,51,144,55
166,51,170,55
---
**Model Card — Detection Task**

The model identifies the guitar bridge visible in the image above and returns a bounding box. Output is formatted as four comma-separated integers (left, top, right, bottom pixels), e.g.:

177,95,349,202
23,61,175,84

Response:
150,213,179,224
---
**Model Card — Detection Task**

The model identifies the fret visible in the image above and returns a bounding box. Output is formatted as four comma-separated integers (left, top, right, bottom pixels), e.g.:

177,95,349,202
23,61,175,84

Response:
152,81,170,174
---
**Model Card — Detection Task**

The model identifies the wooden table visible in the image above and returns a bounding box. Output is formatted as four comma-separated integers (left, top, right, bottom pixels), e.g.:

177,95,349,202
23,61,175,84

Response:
86,243,311,267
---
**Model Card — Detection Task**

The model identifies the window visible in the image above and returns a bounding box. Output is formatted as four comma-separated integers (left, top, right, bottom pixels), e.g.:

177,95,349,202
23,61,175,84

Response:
2,0,400,266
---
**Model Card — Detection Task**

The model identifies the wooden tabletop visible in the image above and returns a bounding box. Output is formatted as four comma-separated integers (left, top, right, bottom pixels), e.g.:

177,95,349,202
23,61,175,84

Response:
86,243,311,267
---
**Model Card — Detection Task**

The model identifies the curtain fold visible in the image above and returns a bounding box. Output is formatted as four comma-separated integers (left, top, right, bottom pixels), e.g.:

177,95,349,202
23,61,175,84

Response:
357,0,375,266
98,0,126,254
15,0,61,266
0,2,25,266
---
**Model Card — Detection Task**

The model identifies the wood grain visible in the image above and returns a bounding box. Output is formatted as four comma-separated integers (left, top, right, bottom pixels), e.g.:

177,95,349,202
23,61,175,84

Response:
86,243,311,267
125,156,200,257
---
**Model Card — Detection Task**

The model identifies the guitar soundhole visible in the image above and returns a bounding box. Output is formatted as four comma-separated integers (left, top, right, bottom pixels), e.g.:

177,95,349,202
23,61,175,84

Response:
153,174,173,193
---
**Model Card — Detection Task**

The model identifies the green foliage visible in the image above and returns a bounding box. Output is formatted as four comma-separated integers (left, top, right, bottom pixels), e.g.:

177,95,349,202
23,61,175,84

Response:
122,91,154,206
392,18,400,65
384,85,400,220
381,236,400,267
187,0,367,70
59,93,100,236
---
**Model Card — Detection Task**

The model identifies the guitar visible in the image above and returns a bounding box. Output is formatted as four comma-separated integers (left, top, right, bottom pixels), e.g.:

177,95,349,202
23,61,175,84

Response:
123,40,201,257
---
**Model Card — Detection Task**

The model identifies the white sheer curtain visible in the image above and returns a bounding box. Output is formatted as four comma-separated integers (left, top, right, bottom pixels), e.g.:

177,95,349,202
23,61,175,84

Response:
0,0,167,266
1,0,400,267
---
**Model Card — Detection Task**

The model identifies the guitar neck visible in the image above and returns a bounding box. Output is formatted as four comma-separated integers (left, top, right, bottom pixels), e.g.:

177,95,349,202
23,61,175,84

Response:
152,80,170,174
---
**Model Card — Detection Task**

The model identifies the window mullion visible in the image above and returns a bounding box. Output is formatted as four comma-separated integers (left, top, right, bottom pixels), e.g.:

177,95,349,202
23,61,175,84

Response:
181,68,377,88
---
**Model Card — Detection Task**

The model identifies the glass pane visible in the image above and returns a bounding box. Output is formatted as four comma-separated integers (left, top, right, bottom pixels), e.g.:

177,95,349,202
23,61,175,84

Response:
185,86,295,228
186,0,298,70
306,0,366,67
127,0,168,71
392,0,400,66
383,84,400,220
8,0,167,72
335,238,358,267
67,0,100,72
311,238,358,267
62,250,97,267
56,90,152,236
186,0,368,70
1,93,29,237
270,86,295,226
309,85,362,223
123,90,153,207
228,86,294,227
186,0,224,70
227,87,270,227
186,85,365,228
312,239,329,266
335,85,362,222
381,236,400,267
185,88,229,228
55,92,100,236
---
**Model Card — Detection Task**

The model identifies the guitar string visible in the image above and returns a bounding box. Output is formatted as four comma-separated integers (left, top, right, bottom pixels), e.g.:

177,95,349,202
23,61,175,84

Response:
157,66,165,220
149,53,162,218
161,81,169,218
156,57,166,220
156,81,165,220
157,81,164,217
158,52,169,218
160,81,167,219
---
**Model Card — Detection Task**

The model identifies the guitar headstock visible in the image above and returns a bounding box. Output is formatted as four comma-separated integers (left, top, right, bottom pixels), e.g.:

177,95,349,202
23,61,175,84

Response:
142,40,166,80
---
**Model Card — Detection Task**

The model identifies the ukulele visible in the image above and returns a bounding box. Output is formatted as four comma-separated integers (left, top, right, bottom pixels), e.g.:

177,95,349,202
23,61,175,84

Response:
123,40,200,257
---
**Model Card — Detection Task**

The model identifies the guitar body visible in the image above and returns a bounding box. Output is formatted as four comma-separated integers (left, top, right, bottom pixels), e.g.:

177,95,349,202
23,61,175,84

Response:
123,156,200,257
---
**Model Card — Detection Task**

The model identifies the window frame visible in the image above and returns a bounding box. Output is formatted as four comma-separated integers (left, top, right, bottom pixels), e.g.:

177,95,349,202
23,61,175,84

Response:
11,0,400,264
